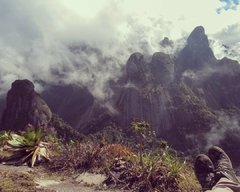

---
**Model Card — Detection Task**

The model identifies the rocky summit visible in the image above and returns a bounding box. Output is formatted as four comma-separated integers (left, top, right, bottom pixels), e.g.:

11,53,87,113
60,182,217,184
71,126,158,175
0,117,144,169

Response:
1,79,52,131
176,26,216,78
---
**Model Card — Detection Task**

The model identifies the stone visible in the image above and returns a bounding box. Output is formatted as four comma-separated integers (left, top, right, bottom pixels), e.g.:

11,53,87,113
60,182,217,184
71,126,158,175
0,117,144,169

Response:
1,79,52,131
75,172,107,185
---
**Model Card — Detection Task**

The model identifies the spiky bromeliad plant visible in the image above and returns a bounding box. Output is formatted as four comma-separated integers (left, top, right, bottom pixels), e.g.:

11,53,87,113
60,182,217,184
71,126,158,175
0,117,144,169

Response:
2,125,50,167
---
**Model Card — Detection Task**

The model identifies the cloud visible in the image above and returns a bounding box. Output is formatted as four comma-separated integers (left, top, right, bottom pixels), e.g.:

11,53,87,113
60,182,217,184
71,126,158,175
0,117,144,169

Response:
0,0,179,100
213,23,240,45
205,112,240,149
0,1,125,100
209,23,240,62
210,39,240,63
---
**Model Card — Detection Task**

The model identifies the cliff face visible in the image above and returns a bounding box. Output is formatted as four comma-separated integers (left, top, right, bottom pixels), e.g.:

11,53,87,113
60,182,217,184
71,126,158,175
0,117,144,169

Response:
1,79,52,131
42,85,94,127
201,57,240,110
114,52,173,133
150,52,174,86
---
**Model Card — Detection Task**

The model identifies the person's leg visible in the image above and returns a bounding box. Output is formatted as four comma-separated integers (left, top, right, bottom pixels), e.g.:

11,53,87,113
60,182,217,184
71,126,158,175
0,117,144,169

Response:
205,146,240,192
205,177,237,192
208,146,240,184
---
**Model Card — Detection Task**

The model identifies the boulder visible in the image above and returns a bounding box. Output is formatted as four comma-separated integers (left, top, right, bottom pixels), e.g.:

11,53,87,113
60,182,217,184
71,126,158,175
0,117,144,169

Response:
1,79,52,131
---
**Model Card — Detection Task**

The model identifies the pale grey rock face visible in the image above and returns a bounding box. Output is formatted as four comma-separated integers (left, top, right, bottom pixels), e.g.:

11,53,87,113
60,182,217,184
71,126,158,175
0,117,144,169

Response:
115,85,172,132
1,79,52,131
115,52,172,131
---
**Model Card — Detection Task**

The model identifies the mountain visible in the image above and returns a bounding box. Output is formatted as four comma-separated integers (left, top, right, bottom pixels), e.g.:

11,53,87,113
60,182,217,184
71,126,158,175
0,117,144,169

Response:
176,26,216,78
1,79,52,131
41,85,94,127
73,26,240,165
1,26,240,167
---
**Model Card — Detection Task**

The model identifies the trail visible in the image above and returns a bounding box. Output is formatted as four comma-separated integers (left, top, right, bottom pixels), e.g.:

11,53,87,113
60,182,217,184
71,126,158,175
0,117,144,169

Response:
0,164,123,192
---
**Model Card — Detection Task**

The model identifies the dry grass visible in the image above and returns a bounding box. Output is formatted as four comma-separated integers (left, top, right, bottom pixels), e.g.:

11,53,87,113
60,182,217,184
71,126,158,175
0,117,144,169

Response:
105,157,181,192
47,141,200,191
47,142,133,174
177,164,201,192
47,141,101,173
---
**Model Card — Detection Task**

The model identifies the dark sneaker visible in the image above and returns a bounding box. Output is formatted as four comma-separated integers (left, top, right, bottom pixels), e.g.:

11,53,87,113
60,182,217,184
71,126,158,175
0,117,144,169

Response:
208,146,240,184
194,154,216,190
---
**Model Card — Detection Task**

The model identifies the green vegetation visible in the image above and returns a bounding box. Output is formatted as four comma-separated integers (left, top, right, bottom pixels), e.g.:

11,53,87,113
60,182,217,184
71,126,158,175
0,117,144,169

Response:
49,113,85,142
0,125,50,167
131,120,156,168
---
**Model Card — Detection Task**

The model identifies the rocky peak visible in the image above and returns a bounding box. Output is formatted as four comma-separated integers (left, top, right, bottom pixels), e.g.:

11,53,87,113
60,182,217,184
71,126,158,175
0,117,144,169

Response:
176,26,216,78
160,37,174,48
125,52,149,86
1,79,52,131
11,79,34,94
187,26,209,50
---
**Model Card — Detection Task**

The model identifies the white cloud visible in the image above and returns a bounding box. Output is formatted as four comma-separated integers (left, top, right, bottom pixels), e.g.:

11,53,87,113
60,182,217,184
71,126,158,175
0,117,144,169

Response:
205,112,240,149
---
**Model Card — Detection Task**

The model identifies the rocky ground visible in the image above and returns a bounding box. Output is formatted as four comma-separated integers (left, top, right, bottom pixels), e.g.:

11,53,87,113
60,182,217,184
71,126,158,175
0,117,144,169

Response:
0,164,123,192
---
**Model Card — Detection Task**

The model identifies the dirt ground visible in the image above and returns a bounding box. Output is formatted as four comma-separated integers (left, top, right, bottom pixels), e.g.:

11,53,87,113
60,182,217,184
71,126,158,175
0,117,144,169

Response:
0,164,124,192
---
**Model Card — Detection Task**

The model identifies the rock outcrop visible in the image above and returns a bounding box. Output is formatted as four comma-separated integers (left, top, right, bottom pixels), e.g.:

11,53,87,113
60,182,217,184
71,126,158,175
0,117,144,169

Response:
160,37,174,48
176,26,216,78
125,52,149,86
113,52,173,132
201,57,240,110
1,79,52,131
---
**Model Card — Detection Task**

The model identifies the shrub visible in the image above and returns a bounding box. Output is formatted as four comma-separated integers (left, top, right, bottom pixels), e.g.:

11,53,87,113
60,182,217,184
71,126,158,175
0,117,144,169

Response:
0,125,50,167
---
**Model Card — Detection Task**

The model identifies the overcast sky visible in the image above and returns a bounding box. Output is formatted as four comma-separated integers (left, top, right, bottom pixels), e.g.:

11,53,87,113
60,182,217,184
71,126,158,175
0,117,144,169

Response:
61,0,240,40
0,0,240,99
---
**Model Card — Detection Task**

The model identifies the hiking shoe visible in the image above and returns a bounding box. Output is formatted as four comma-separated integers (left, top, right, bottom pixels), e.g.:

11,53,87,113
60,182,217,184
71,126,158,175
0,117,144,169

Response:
194,154,216,190
208,146,240,184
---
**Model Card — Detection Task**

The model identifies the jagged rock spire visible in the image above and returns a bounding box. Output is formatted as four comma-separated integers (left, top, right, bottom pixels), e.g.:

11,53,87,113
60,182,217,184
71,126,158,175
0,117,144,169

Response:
176,26,216,78
187,26,209,49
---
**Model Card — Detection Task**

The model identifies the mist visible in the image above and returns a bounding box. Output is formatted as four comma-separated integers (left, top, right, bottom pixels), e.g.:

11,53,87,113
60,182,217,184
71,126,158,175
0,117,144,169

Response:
205,112,240,149
0,0,181,100
0,0,240,101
